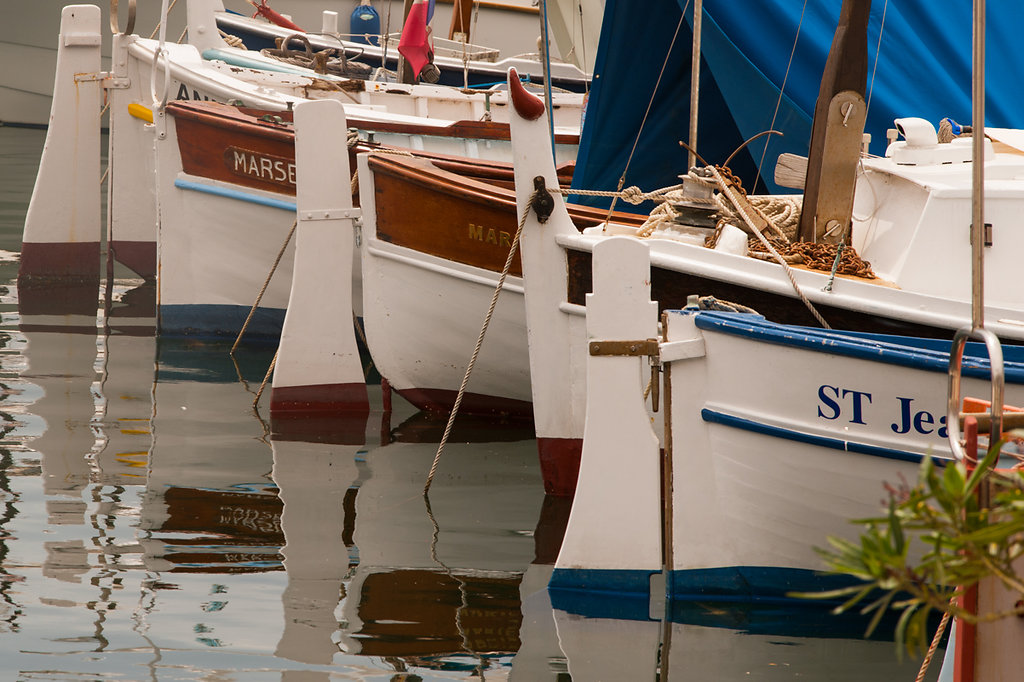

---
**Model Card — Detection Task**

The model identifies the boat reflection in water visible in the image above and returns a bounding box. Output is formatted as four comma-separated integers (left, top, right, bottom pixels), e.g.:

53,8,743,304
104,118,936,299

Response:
3,274,930,678
133,326,552,674
273,409,545,674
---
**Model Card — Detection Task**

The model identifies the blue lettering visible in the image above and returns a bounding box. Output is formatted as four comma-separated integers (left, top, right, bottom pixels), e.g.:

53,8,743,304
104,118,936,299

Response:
817,385,841,420
914,410,935,434
891,397,913,434
842,389,872,425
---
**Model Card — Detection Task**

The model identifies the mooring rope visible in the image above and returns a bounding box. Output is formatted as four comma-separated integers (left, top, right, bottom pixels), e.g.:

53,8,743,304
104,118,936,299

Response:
423,190,538,494
915,597,955,682
147,0,179,40
231,218,298,354
253,350,277,408
219,29,246,49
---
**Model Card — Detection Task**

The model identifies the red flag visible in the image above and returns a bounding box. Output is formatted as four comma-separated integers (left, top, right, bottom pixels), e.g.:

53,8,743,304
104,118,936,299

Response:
398,0,432,78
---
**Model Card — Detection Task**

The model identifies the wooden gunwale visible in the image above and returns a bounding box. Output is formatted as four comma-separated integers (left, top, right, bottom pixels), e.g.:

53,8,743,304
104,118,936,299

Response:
367,153,644,277
566,249,958,339
166,100,577,200
369,152,529,275
436,0,539,15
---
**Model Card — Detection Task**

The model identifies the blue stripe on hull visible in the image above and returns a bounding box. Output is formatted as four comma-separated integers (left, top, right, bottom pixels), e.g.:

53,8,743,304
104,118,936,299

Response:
700,408,937,465
159,304,285,343
550,566,866,616
173,178,297,212
668,566,859,604
691,310,1024,381
549,568,657,621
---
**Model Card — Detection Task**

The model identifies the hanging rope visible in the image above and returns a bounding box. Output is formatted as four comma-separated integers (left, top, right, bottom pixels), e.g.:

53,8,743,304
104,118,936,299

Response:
865,0,890,126
423,189,539,494
147,0,179,40
252,350,277,409
915,597,955,682
231,218,298,354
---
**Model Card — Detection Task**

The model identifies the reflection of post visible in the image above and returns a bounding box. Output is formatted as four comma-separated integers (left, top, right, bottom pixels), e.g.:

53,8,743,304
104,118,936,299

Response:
272,435,364,665
17,309,99,583
19,314,98,498
91,283,157,487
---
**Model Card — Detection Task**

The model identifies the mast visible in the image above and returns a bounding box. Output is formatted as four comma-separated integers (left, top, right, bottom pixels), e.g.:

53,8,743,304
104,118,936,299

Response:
688,0,702,169
539,0,556,159
971,0,985,329
448,0,473,42
796,0,871,243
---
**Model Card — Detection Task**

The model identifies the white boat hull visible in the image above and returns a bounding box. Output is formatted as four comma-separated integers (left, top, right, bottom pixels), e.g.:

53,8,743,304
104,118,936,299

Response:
552,236,1024,603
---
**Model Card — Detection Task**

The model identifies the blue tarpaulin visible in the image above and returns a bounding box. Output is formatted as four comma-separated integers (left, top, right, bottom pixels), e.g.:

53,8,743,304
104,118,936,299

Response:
571,0,1024,208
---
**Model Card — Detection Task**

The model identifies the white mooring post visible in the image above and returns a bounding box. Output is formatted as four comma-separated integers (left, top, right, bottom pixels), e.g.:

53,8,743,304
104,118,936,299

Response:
270,99,369,418
20,5,102,284
553,237,662,588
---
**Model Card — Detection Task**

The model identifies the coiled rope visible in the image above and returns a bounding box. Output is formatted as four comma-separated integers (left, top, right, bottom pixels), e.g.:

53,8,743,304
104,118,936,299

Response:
423,189,539,494
560,167,833,328
706,165,830,328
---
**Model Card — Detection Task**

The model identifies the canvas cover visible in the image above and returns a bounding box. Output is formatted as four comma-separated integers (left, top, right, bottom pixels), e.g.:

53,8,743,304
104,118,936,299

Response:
571,0,1024,208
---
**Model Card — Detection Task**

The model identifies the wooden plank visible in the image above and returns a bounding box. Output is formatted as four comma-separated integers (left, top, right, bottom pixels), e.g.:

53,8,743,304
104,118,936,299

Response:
797,0,870,242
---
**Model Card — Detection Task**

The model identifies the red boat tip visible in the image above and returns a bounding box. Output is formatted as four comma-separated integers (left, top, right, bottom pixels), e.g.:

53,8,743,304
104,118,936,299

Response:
508,68,545,121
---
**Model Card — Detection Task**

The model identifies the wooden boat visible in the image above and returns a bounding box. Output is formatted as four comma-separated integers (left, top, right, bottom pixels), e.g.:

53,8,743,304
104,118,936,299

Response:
150,97,577,342
0,0,589,128
355,151,643,422
212,0,592,92
547,235,1024,603
20,0,584,287
507,1,1024,493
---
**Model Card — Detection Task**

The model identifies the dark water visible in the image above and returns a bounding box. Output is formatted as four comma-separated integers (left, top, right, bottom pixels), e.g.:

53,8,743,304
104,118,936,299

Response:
0,126,942,680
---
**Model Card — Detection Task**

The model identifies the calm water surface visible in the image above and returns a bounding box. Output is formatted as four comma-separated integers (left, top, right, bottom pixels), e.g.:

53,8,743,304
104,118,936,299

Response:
0,126,940,680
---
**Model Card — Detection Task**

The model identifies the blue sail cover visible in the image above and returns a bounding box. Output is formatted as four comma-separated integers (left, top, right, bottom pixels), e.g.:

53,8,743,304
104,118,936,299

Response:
571,0,1024,209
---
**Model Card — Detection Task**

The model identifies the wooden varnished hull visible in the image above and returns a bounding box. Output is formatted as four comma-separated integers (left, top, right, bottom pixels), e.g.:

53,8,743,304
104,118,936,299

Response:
155,100,578,340
359,151,638,426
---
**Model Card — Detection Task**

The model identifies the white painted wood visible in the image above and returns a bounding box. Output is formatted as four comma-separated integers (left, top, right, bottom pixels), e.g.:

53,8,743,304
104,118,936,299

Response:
272,99,365,396
510,72,589,442
661,312,1024,580
22,5,101,249
106,31,159,278
555,237,661,571
356,152,533,405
